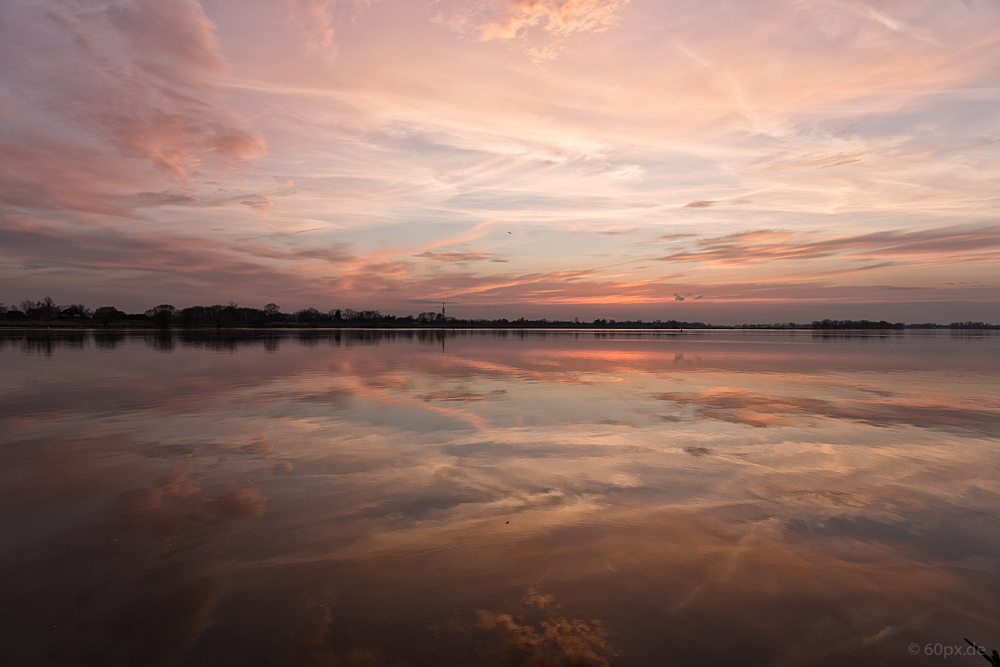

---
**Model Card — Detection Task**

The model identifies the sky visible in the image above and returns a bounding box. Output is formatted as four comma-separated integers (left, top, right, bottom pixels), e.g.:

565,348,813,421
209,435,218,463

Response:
1,0,998,324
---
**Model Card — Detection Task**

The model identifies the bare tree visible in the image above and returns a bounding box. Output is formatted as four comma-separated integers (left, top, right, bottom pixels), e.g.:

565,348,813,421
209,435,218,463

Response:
38,297,59,321
17,298,59,320
93,306,124,327
145,304,176,328
295,307,325,323
965,640,1000,666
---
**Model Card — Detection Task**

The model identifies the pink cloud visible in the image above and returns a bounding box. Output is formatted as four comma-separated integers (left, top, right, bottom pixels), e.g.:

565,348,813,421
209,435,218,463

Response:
0,216,343,307
656,225,1000,267
416,251,493,261
105,0,229,77
287,0,374,53
1,0,997,323
478,0,630,40
0,0,264,204
2,210,994,318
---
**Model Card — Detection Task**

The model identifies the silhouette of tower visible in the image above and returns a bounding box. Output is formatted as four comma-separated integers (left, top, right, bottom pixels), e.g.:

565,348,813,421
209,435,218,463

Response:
442,302,445,318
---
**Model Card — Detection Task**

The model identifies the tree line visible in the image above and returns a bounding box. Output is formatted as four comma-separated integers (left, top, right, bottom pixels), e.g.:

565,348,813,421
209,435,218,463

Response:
0,299,716,329
0,298,996,329
0,300,397,328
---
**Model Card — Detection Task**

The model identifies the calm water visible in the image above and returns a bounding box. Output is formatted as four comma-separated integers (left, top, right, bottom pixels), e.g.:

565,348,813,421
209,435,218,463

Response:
2,329,999,666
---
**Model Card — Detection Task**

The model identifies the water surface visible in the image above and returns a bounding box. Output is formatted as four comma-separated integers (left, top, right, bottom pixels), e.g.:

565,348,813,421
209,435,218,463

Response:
2,329,999,666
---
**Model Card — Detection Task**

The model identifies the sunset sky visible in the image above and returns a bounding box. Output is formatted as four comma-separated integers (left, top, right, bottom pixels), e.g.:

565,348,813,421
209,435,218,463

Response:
1,0,998,323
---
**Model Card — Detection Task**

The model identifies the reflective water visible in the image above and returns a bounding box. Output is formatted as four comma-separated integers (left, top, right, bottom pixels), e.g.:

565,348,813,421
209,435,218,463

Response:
2,329,999,666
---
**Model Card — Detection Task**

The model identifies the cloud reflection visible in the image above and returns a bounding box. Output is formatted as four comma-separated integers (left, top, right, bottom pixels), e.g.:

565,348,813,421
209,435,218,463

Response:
2,331,999,664
654,387,1000,435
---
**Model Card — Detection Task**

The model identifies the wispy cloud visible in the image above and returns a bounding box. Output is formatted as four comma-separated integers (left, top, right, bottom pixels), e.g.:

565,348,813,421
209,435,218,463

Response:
1,0,997,320
656,225,1000,267
287,0,378,54
416,251,493,262
751,151,868,172
477,0,630,40
0,0,265,222
0,217,336,300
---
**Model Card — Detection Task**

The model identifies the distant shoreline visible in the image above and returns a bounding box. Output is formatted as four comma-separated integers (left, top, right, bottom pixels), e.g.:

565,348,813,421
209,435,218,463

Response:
5,300,996,330
1,321,997,331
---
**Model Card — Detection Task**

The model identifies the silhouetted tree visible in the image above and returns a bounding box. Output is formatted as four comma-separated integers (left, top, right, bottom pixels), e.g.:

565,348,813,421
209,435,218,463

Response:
145,304,176,328
965,639,1000,666
18,297,60,320
812,319,903,330
178,306,207,327
219,302,240,327
204,305,225,328
949,321,997,329
92,306,125,327
295,307,329,323
38,297,58,320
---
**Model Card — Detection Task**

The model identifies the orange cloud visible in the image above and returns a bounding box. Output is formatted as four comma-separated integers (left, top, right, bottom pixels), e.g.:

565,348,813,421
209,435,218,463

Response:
479,0,630,40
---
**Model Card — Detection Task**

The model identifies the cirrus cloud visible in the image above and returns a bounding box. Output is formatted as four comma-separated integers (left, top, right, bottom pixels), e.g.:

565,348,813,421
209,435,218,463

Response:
656,225,1000,268
436,0,631,41
0,0,265,216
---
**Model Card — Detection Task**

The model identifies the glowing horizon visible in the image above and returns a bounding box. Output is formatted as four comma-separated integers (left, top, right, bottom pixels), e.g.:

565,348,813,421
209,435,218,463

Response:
1,0,998,324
